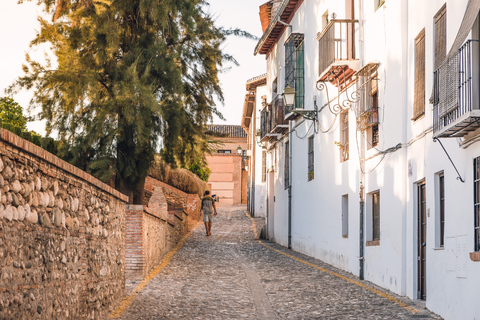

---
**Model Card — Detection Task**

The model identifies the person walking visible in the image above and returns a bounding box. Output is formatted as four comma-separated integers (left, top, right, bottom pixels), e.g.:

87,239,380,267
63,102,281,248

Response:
201,190,217,236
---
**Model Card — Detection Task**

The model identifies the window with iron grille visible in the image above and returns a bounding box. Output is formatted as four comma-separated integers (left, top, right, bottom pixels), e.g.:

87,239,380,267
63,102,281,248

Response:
413,29,426,120
285,142,289,189
340,111,349,161
372,191,380,241
262,151,267,183
439,172,445,247
285,33,305,110
474,157,480,251
308,135,314,181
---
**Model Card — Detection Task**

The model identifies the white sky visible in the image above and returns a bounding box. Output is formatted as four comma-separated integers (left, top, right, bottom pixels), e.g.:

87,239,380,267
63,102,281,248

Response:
0,0,266,136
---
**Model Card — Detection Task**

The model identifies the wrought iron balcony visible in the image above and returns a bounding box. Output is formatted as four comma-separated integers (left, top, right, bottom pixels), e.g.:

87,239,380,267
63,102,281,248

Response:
358,106,379,130
317,19,359,88
270,95,289,133
433,40,480,138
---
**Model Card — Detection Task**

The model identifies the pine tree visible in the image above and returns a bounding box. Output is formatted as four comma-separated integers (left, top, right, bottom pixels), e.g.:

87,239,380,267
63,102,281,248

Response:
11,0,235,203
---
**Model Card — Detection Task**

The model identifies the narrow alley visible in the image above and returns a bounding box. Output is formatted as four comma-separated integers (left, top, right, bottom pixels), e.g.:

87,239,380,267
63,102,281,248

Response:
110,204,441,320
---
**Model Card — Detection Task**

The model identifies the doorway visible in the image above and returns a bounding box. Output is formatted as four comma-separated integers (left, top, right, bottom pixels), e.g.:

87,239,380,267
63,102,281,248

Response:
417,181,427,300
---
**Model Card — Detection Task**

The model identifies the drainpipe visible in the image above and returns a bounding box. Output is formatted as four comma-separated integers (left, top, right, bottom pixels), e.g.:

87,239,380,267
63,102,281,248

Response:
358,0,365,281
288,121,293,249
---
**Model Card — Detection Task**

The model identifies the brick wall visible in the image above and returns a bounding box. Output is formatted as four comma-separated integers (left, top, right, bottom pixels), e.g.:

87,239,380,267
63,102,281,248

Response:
125,180,197,279
0,129,128,319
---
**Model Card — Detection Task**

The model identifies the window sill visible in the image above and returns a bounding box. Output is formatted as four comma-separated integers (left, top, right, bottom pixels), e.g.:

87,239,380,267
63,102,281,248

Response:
411,113,425,122
433,247,444,250
470,252,480,261
342,235,348,239
366,240,380,247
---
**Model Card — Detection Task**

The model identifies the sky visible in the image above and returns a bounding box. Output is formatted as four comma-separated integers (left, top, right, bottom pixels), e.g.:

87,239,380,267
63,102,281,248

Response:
0,0,267,136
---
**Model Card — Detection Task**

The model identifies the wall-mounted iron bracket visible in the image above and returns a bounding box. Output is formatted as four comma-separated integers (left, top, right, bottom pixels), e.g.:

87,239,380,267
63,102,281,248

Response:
433,137,465,182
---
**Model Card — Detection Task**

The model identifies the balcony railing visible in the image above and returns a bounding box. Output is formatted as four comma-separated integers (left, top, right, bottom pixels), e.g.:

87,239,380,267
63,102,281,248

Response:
357,106,379,130
270,95,289,132
433,40,480,138
318,19,359,85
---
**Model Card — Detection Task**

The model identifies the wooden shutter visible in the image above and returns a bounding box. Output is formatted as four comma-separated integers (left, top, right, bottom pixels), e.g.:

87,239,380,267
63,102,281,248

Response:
413,29,426,120
434,5,447,70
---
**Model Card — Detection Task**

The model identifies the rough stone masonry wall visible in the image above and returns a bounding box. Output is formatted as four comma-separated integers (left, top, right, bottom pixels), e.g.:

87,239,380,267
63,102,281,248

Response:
0,129,128,319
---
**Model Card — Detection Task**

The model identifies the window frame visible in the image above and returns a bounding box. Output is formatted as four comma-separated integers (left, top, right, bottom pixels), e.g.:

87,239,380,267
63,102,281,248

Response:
413,29,426,120
340,111,349,161
262,151,267,183
308,135,314,181
285,141,290,190
474,157,480,251
285,33,305,110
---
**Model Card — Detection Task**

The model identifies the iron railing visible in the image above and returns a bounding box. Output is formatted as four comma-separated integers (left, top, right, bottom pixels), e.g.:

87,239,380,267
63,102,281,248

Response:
358,106,379,130
433,40,480,135
318,19,358,77
270,95,288,129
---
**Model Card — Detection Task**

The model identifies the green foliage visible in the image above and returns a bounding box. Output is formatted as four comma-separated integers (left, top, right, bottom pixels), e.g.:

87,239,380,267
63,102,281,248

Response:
188,161,211,182
0,97,27,131
11,0,244,203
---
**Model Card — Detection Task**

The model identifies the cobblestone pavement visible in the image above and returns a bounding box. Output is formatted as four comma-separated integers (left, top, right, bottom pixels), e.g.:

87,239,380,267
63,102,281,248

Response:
114,204,442,320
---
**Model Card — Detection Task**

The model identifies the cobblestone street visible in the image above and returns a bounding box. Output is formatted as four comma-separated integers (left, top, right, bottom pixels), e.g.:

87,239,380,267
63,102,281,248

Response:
112,204,441,320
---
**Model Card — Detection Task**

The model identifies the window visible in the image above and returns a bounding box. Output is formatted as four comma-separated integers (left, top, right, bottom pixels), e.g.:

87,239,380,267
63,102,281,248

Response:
368,122,379,149
342,194,349,238
340,111,349,161
285,33,305,110
218,150,231,154
285,141,289,190
474,157,480,251
372,191,380,241
308,136,314,181
367,191,380,246
262,151,267,183
413,29,426,120
435,172,445,247
434,5,447,71
357,63,379,148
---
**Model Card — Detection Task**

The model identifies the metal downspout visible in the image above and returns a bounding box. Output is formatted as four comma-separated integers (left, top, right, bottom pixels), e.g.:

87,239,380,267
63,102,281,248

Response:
359,0,365,281
288,121,293,249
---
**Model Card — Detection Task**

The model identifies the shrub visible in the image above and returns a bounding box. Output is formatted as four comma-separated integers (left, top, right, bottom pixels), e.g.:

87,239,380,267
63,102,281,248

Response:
149,157,208,197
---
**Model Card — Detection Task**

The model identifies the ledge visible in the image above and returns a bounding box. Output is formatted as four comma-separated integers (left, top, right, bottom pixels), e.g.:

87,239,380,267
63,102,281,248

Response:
0,128,129,202
470,251,480,261
366,240,380,247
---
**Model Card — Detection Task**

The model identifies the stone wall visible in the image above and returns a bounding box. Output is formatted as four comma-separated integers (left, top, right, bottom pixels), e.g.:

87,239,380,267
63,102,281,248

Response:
125,178,199,279
0,129,128,319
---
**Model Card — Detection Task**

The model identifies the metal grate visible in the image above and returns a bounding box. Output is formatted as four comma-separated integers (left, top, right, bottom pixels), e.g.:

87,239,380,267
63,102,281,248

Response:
285,33,304,110
474,156,480,251
308,136,314,181
433,39,480,136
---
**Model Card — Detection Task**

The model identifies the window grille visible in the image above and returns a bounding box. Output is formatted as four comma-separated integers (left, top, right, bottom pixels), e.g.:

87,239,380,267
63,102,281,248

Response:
285,33,305,110
439,173,445,247
340,111,349,161
308,136,314,181
372,191,380,241
474,157,480,251
356,63,379,130
413,29,426,120
262,151,267,183
285,142,290,189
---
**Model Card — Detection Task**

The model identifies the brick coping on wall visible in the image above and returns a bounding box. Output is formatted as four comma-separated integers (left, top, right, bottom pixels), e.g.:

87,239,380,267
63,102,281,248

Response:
0,128,129,202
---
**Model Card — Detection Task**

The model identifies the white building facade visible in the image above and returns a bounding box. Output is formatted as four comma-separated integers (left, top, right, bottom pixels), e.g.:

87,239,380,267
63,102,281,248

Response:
253,0,480,319
242,75,268,218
